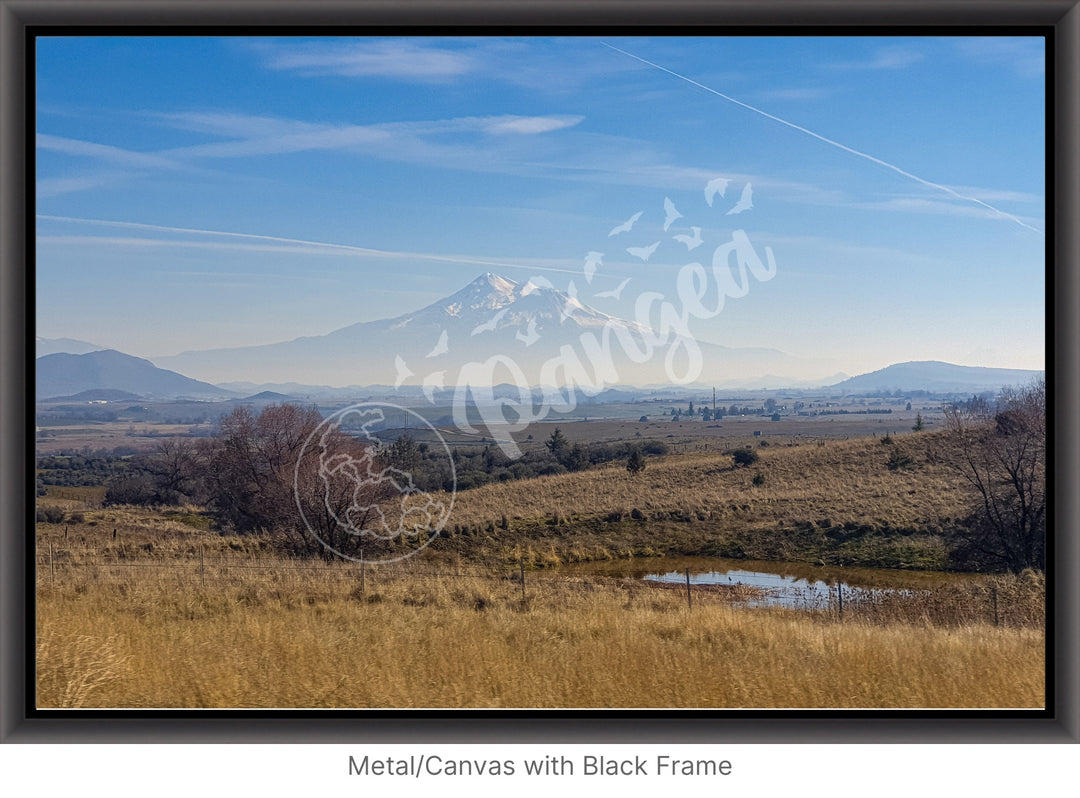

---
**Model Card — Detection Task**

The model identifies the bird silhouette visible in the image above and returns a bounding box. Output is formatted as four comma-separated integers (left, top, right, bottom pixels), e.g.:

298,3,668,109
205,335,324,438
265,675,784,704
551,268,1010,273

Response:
608,211,643,237
425,329,449,358
560,280,581,323
516,318,540,346
673,226,703,251
394,355,413,389
627,241,660,262
583,251,603,284
663,197,683,231
594,277,631,300
522,275,554,293
422,371,445,403
470,308,508,336
726,182,753,215
705,177,730,207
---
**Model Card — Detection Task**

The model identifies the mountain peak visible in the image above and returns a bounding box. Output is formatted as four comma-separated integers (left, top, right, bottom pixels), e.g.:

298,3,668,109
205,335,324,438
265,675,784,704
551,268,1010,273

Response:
429,273,520,318
473,272,517,292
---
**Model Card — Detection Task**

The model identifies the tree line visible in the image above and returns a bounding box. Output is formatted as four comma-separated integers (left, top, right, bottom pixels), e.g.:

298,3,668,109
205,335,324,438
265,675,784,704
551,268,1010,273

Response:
51,376,1045,572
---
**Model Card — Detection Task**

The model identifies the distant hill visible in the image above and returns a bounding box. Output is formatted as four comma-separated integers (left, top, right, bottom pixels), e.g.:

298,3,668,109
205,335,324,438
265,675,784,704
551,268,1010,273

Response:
36,336,104,356
240,390,295,402
829,361,1042,395
36,350,235,401
39,388,142,403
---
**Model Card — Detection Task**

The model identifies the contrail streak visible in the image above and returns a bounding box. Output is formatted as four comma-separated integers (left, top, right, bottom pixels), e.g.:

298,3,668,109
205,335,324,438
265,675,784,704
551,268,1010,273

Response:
36,214,582,276
601,42,1042,236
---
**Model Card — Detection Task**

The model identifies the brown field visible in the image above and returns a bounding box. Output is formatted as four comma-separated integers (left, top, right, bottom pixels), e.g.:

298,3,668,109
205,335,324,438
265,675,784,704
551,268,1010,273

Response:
35,423,206,454
35,531,1043,709
408,407,944,453
34,400,937,456
33,415,1043,710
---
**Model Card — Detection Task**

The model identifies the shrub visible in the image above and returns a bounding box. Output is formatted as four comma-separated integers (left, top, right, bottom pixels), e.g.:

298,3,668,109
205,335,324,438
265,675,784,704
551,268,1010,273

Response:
37,506,65,524
886,448,915,471
732,449,759,468
104,474,156,506
752,471,766,486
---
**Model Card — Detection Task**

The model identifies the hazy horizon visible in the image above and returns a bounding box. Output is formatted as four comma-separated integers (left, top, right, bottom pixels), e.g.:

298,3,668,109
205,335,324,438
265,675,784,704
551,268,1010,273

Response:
36,36,1046,380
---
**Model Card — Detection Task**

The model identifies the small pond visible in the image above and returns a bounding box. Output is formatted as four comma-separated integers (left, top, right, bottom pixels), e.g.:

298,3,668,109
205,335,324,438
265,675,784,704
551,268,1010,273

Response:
560,556,982,610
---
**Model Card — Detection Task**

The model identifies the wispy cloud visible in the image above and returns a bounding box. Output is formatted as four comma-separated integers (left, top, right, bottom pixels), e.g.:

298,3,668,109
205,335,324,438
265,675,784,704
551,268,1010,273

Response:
484,116,584,135
828,46,925,71
256,39,475,81
35,215,584,277
38,174,125,198
954,37,1044,79
850,197,1044,227
152,111,582,160
37,133,182,170
38,110,586,196
164,124,391,159
150,111,317,139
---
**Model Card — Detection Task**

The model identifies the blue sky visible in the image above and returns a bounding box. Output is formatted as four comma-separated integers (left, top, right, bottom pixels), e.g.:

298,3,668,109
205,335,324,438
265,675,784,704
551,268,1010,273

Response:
36,35,1046,379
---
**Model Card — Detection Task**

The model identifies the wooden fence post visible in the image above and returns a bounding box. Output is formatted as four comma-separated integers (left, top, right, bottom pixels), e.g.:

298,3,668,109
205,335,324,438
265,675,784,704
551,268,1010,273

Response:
49,541,55,584
685,568,692,610
837,584,843,619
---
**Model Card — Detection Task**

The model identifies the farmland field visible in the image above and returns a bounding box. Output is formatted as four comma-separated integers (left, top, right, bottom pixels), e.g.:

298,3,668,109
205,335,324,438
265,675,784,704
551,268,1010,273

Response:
33,410,1045,709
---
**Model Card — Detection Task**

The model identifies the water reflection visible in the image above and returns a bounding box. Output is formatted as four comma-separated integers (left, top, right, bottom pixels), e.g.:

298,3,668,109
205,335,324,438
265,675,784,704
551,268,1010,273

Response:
645,568,875,608
559,556,972,610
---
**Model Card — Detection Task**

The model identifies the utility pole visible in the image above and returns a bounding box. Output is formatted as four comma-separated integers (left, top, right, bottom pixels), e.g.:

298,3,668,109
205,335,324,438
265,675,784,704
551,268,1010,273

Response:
713,387,716,413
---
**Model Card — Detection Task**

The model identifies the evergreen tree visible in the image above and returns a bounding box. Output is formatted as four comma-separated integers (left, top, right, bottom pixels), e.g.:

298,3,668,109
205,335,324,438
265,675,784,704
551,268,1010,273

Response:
546,427,569,456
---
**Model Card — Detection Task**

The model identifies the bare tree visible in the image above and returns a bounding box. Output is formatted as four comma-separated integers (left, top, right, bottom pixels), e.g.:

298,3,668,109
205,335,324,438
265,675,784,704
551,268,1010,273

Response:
942,376,1045,572
201,404,405,559
149,437,202,504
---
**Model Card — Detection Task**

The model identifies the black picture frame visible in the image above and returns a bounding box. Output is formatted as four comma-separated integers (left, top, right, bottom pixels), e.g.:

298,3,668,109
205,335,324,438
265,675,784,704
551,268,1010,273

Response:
2,0,1076,743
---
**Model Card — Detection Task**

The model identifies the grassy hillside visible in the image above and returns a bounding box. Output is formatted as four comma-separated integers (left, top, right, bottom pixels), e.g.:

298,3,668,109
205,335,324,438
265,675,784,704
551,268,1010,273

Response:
440,431,968,569
35,431,972,570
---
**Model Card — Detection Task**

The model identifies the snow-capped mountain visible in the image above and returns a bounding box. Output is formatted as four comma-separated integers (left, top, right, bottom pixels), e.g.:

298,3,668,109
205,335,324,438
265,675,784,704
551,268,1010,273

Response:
154,273,656,386
153,273,820,389
362,272,650,338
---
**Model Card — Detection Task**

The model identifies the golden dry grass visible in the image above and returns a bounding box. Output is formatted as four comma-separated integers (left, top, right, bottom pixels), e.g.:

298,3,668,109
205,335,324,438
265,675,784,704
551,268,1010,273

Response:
36,556,1044,709
33,433,1041,709
452,433,966,532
